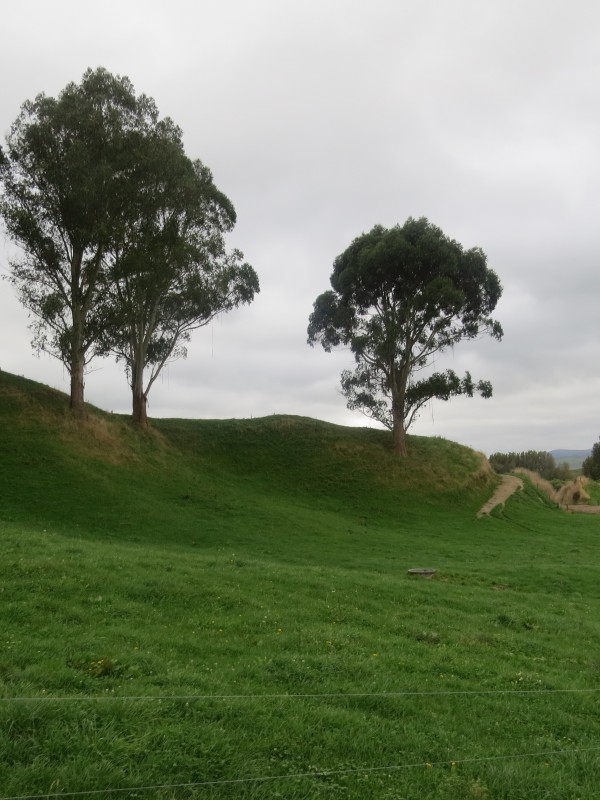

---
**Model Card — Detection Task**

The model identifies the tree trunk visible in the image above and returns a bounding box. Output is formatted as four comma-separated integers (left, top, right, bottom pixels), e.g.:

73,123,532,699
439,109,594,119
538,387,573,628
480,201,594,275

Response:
69,355,86,417
392,406,408,456
132,389,148,427
69,252,87,417
390,376,409,456
131,357,148,427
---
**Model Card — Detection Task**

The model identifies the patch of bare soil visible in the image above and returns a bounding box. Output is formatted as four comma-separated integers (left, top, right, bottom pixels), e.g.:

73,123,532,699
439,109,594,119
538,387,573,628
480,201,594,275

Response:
513,468,600,514
478,467,600,516
563,504,600,514
477,474,524,517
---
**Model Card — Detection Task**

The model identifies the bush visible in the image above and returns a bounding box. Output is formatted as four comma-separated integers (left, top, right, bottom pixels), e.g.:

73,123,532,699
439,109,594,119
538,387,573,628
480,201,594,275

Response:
582,438,600,481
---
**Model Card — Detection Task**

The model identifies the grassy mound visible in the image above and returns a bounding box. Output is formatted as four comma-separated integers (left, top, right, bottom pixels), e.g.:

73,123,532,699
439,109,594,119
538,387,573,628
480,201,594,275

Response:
0,369,493,558
1,370,599,799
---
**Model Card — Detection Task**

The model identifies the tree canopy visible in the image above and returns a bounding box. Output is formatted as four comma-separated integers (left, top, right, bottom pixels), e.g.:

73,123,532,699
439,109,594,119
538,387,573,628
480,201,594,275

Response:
307,218,503,455
0,67,258,423
0,67,158,413
96,134,259,426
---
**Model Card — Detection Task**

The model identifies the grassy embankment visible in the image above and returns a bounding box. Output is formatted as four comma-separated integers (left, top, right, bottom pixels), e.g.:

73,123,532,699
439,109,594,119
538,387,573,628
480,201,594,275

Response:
1,370,599,799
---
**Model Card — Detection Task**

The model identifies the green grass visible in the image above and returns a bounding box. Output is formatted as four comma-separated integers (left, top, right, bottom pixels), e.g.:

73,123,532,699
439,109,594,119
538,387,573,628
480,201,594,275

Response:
1,370,600,798
585,479,600,504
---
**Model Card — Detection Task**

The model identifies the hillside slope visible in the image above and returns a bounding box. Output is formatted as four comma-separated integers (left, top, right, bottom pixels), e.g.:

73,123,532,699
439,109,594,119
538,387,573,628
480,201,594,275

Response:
0,369,495,560
2,370,600,798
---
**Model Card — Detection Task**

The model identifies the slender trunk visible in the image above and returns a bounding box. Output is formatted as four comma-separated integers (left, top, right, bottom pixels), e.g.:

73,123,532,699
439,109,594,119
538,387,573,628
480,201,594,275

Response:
69,251,87,417
391,363,409,457
69,312,86,417
131,357,148,427
69,355,85,417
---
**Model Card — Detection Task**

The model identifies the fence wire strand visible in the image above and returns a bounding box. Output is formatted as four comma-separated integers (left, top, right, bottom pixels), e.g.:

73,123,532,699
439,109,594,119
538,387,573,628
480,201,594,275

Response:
2,745,599,800
1,687,599,703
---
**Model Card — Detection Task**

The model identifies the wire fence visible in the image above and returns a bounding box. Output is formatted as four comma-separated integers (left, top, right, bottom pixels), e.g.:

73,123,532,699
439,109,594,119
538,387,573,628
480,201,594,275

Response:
1,686,599,703
2,686,597,798
2,745,599,800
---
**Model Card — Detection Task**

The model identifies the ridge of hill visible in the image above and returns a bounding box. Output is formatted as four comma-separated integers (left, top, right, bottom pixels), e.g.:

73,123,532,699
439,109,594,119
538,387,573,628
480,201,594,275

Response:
0,369,495,553
550,449,592,458
549,448,592,469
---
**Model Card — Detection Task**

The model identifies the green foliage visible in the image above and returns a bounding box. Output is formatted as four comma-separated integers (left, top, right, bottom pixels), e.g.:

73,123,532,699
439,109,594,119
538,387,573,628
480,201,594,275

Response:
94,120,258,425
582,437,600,481
341,366,493,434
2,370,600,798
583,483,600,508
307,218,503,454
0,67,159,409
0,68,258,421
489,451,571,481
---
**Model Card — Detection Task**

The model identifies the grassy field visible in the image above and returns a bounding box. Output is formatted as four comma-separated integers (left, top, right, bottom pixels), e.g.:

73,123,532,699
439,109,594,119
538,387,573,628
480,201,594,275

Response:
1,370,599,799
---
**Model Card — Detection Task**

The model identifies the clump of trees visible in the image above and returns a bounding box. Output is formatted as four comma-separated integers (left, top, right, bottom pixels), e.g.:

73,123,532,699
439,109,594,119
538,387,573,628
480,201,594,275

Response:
582,438,600,481
307,218,503,456
489,450,571,481
0,68,259,425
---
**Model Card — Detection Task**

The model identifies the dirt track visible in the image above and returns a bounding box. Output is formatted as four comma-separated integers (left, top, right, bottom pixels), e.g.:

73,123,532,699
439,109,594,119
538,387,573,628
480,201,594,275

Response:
477,472,600,516
477,474,523,517
563,503,600,514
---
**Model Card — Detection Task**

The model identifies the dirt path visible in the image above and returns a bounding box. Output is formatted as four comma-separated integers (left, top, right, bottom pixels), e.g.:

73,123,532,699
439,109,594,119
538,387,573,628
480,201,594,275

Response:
477,470,600,516
563,503,600,514
477,474,524,517
513,468,600,514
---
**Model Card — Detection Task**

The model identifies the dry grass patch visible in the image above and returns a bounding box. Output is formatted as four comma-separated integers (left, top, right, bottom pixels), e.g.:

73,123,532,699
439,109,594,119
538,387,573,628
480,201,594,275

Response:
54,414,141,466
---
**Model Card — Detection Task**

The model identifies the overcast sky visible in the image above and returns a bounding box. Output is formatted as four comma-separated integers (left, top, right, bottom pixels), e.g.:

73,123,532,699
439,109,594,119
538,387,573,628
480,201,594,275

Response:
1,0,599,454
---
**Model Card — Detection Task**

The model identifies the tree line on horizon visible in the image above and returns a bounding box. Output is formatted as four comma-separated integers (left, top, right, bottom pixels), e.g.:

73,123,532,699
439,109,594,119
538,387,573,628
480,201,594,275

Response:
1,68,505,454
488,450,571,481
490,445,600,483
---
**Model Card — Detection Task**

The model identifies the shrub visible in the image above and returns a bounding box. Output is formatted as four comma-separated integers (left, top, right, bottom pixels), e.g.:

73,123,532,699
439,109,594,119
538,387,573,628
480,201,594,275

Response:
582,438,600,481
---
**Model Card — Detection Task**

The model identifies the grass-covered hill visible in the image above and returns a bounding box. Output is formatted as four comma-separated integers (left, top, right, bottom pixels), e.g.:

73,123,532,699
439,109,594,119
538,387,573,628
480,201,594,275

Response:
1,370,600,799
0,370,494,563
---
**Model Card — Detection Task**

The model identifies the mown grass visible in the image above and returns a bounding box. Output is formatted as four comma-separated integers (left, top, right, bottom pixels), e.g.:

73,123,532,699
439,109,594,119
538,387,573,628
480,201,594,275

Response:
1,370,600,799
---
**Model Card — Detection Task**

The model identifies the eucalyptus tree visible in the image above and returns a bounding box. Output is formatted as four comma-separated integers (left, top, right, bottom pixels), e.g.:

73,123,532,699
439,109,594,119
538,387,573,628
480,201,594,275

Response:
97,125,259,426
0,67,158,415
307,218,503,456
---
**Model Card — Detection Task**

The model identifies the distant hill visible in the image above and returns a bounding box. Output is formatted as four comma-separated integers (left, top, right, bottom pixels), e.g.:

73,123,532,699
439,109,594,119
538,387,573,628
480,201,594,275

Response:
550,449,592,469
